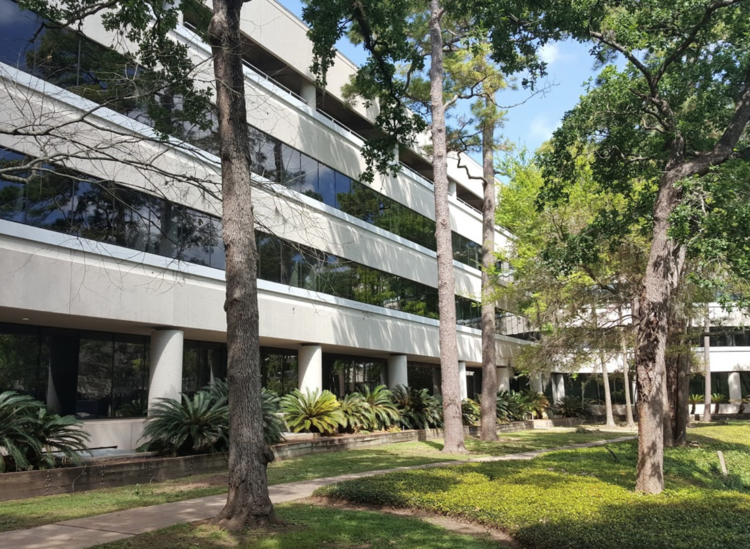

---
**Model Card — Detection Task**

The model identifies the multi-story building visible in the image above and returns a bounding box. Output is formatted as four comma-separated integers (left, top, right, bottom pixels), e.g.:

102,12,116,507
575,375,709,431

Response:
0,0,533,448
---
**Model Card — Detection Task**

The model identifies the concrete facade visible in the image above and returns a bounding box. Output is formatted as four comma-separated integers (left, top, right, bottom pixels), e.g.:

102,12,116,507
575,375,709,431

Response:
0,0,531,448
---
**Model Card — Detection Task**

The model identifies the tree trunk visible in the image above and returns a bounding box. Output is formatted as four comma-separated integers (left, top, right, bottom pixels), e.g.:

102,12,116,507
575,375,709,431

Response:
479,123,497,442
702,313,712,422
619,312,636,428
429,0,466,454
209,0,276,529
634,172,686,495
600,352,616,427
675,351,690,445
663,352,678,447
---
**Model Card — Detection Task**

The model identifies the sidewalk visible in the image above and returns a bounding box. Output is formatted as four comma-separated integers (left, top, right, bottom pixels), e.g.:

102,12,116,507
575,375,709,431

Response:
0,436,635,549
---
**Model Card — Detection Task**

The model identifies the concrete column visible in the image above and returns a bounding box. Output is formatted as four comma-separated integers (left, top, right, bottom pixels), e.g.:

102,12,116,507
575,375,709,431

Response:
47,335,80,416
458,361,468,400
298,345,323,394
448,181,457,195
632,379,638,404
551,373,566,403
497,367,510,392
387,354,409,389
148,329,184,411
531,373,544,393
729,371,742,403
300,82,317,109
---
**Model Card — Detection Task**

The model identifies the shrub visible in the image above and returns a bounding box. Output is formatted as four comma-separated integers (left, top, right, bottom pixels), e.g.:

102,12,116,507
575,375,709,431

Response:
140,391,228,455
338,392,369,433
391,385,443,430
550,395,590,418
29,409,90,469
496,390,537,421
0,391,89,472
520,389,550,419
712,393,728,414
0,391,45,472
359,385,400,430
280,389,344,435
201,379,285,444
461,398,480,426
689,394,704,414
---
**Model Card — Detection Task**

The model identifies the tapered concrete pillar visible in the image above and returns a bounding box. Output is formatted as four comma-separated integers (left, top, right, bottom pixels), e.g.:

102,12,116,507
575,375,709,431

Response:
300,81,317,109
298,345,323,394
148,329,184,411
729,371,742,403
551,373,566,404
387,354,409,389
497,366,510,392
448,181,457,195
531,373,544,393
458,361,468,400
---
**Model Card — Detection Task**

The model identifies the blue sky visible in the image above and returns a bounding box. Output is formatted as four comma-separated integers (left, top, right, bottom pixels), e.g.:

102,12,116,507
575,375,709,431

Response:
279,0,602,156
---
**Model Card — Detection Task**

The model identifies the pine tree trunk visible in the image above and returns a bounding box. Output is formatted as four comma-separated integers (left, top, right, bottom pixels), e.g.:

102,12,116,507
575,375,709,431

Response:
702,314,712,422
675,352,690,445
600,352,616,427
634,173,686,495
664,353,678,447
429,0,465,454
209,0,276,529
619,310,636,428
479,123,498,442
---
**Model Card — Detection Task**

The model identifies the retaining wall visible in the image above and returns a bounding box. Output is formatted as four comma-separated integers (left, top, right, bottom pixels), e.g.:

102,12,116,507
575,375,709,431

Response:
0,420,544,501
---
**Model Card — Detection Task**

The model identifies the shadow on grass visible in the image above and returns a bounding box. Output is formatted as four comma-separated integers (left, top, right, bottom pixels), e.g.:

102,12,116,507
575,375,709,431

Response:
94,503,503,549
512,490,750,549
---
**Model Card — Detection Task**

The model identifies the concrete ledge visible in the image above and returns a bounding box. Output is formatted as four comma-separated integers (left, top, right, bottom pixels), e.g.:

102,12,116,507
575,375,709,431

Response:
0,422,536,502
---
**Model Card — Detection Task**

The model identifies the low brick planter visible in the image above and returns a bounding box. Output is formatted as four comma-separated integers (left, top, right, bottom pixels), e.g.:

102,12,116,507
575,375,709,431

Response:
0,421,537,502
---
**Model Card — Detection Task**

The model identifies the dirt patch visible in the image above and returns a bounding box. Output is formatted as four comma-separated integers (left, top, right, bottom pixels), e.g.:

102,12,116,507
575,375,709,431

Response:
306,496,519,548
150,474,228,494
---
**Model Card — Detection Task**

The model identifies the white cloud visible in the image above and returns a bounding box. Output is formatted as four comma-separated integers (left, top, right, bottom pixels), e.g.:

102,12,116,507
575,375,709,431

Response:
539,43,561,65
529,115,561,141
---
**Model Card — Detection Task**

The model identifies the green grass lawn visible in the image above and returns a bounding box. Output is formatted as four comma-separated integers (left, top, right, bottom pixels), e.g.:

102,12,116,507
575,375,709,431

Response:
0,427,627,533
91,503,507,549
318,422,750,549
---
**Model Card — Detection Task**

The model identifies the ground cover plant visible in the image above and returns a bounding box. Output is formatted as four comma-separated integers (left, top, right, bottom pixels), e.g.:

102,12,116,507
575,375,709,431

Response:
0,428,626,532
91,503,507,549
318,422,750,549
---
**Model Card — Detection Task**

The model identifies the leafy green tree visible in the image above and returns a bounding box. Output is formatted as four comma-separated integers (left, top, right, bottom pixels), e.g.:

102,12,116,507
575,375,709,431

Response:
540,0,750,494
7,0,276,526
304,0,562,453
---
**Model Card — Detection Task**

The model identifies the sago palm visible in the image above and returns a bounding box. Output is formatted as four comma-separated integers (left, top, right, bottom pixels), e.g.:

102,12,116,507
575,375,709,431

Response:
461,398,480,426
688,394,704,415
0,391,43,472
280,389,343,435
141,391,229,455
359,385,399,430
338,392,369,433
30,409,90,469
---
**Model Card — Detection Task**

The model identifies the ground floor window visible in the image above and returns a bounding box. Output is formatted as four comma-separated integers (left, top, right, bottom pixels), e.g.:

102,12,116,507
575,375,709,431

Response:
323,353,385,397
407,362,437,393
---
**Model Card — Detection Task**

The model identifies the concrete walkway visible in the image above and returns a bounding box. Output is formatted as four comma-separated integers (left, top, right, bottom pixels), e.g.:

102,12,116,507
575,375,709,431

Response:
0,436,635,549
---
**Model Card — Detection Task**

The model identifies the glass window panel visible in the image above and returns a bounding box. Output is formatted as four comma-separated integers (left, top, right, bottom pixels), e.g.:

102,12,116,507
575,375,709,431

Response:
112,339,148,418
334,172,351,209
0,148,27,222
174,207,213,266
0,329,46,400
281,145,301,189
147,199,179,258
209,217,226,270
299,153,320,199
257,233,282,283
77,335,114,418
24,169,76,233
182,342,212,394
0,0,44,73
318,165,336,207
